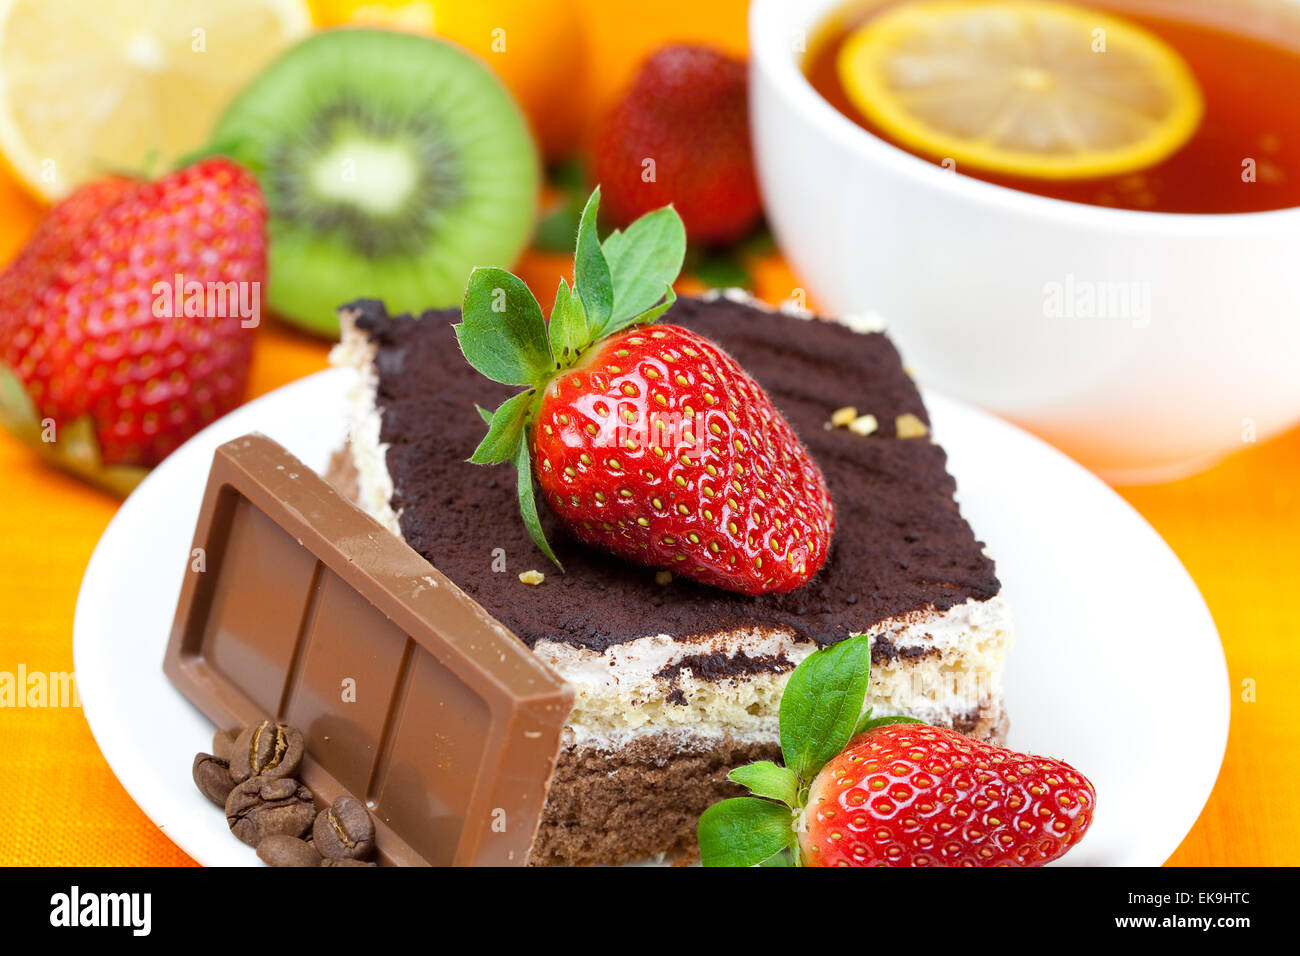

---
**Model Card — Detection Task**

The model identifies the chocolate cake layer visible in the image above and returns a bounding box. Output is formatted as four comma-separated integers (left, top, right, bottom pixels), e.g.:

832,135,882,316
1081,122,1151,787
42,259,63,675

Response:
350,295,999,653
529,734,780,866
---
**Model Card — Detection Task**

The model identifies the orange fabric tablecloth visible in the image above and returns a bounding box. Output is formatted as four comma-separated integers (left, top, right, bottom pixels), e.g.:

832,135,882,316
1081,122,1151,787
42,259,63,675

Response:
1,0,1297,867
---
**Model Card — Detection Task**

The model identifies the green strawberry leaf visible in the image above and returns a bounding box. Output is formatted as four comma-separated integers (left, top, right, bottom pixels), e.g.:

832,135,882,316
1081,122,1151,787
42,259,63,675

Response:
548,277,588,366
602,285,677,339
728,761,799,807
779,633,874,783
456,267,553,386
852,713,925,738
514,438,562,570
573,188,613,336
603,205,687,320
759,847,796,867
469,389,534,465
698,797,796,867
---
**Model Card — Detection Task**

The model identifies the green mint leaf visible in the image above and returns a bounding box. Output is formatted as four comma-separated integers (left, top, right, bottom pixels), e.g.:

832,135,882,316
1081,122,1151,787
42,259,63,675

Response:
603,205,687,319
547,277,588,365
852,714,925,737
728,761,799,807
600,285,676,339
456,267,553,386
476,405,494,425
779,633,874,782
469,390,533,464
698,798,795,867
573,187,613,336
514,438,562,570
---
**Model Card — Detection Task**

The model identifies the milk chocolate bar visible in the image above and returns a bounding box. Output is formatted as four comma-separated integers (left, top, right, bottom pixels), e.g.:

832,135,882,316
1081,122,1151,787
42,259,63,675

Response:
163,433,573,866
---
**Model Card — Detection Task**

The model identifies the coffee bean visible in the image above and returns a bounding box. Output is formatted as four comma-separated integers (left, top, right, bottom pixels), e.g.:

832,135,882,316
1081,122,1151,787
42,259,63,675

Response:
256,835,321,868
320,858,377,867
225,777,316,847
312,795,376,860
212,728,236,763
192,753,235,807
229,720,304,783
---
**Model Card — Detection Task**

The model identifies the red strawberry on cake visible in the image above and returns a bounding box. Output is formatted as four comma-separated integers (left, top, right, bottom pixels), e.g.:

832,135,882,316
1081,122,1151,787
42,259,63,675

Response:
457,187,831,592
530,323,834,594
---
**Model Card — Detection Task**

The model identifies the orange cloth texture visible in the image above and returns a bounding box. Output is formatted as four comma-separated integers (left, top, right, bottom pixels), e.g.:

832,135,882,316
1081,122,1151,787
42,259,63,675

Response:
1,0,1298,867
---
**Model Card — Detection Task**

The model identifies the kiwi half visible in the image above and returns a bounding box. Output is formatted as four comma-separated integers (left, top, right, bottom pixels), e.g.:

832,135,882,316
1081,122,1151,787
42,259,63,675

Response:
211,29,539,335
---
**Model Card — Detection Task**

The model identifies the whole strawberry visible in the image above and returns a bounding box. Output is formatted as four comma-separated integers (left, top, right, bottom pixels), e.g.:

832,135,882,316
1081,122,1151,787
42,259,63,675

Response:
534,324,832,593
0,158,267,488
698,635,1097,868
800,724,1096,867
456,187,833,594
590,45,761,245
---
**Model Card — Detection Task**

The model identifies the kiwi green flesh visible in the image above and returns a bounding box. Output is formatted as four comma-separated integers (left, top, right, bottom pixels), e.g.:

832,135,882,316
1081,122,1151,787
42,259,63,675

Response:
210,29,539,335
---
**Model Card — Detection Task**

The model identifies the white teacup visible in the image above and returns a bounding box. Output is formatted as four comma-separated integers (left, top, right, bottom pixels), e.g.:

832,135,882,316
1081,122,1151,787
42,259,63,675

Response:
750,0,1300,483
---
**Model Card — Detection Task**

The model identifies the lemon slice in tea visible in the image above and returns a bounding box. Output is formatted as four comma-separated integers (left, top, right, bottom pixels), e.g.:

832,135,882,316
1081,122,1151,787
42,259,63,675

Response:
837,0,1203,180
0,0,311,200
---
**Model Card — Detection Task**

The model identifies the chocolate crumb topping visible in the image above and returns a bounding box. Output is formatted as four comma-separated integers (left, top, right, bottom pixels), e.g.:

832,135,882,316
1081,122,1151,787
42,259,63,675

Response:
350,295,1000,652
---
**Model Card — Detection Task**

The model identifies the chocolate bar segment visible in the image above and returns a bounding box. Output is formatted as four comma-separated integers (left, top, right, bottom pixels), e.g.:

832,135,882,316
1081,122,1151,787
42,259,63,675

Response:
163,433,573,866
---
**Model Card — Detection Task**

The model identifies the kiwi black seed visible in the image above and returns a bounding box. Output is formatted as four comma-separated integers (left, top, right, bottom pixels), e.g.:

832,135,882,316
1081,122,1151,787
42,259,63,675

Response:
210,28,539,335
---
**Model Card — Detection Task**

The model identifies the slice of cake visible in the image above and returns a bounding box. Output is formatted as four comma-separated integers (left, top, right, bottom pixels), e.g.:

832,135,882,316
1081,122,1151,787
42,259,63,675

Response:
329,293,1012,866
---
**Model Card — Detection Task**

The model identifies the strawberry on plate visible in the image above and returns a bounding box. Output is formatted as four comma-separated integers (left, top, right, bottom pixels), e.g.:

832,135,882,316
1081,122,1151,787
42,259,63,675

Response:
590,45,761,246
800,723,1096,866
697,634,1097,867
456,187,834,595
0,158,267,493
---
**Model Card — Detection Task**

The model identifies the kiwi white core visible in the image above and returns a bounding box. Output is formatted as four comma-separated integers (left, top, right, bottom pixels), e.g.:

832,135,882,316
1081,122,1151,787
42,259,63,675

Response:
310,138,419,216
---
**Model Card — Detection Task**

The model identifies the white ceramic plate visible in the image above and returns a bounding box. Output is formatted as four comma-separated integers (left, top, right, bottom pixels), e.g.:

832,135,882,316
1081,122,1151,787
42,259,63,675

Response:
73,368,1228,866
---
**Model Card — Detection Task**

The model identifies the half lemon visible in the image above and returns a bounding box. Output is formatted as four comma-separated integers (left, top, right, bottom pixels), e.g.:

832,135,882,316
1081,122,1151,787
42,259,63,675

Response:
837,0,1203,180
0,0,312,200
